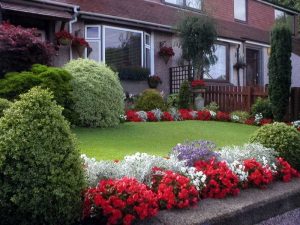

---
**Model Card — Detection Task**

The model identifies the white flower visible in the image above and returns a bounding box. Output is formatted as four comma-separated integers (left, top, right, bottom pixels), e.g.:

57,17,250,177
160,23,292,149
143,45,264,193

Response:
180,166,207,191
209,110,216,119
254,113,263,124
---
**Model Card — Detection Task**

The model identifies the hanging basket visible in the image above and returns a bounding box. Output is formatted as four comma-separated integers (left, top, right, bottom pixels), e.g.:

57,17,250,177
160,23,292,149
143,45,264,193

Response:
58,38,72,46
75,45,86,57
148,80,159,89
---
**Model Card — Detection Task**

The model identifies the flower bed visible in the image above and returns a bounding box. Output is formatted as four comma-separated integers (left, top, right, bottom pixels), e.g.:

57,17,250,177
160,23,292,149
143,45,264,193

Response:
81,141,300,225
124,109,300,131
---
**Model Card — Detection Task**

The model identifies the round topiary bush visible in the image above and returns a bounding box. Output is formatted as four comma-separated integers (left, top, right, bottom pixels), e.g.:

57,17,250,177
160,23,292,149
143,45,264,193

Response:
64,59,124,127
0,98,11,117
250,122,300,170
135,89,165,111
0,87,85,225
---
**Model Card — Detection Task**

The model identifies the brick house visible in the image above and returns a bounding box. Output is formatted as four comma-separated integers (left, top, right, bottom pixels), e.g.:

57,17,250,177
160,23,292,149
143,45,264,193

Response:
1,0,299,95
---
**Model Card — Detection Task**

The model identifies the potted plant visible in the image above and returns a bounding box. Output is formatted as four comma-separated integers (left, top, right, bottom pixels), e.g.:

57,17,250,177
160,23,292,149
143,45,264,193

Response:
158,46,175,64
72,37,90,57
148,75,162,88
191,79,206,93
55,30,73,46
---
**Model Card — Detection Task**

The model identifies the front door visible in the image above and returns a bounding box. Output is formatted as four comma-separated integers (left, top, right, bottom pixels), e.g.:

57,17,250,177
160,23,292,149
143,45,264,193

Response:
246,49,260,86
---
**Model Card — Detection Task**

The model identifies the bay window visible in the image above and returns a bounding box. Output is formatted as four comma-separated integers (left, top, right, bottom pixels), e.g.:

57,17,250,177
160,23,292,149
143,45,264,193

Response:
164,0,202,10
204,43,228,81
234,0,247,22
85,25,152,76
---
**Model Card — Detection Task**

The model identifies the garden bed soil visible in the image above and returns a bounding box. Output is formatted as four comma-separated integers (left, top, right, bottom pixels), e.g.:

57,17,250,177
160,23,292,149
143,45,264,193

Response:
137,178,300,225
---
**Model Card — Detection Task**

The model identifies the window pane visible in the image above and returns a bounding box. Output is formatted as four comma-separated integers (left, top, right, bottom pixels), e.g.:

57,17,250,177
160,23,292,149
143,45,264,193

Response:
186,0,202,9
205,44,227,80
286,14,295,34
145,48,151,70
105,27,142,70
234,0,246,21
87,41,100,62
86,27,100,39
145,34,150,45
165,0,183,6
275,9,285,19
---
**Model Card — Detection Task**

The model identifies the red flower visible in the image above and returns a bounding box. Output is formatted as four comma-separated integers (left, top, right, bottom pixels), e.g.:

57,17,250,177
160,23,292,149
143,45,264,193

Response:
245,117,255,125
147,111,157,122
83,177,158,225
158,46,175,57
72,37,89,47
162,112,174,121
55,30,73,40
126,110,141,122
243,159,273,189
216,112,231,122
197,110,211,121
194,158,240,199
191,80,206,88
178,109,193,120
151,169,199,209
275,157,300,182
260,118,273,126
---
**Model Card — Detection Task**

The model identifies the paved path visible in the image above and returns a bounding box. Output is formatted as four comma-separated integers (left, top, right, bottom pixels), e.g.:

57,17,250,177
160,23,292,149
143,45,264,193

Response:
255,208,300,225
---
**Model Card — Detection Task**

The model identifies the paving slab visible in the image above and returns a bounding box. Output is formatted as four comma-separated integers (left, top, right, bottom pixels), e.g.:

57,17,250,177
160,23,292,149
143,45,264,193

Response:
137,178,300,225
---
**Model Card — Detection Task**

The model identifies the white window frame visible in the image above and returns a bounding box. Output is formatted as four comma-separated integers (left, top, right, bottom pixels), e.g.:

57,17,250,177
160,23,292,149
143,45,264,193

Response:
102,25,144,67
234,0,247,22
85,25,102,61
144,32,151,71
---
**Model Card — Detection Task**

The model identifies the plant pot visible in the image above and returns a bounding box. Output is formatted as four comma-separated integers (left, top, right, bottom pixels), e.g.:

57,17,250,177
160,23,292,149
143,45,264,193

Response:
148,80,159,89
58,38,72,46
162,55,170,64
74,45,86,57
192,88,206,94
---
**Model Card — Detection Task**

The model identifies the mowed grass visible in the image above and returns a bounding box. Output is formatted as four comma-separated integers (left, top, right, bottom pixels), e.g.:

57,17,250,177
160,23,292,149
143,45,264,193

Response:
73,121,258,160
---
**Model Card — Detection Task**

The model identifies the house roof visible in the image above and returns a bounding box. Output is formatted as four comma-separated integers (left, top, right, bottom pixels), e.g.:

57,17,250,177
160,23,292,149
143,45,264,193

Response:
53,0,271,44
0,1,73,20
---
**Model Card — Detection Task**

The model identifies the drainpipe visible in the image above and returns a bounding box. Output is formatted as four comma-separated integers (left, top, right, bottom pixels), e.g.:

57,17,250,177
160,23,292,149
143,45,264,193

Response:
237,45,241,87
69,6,79,60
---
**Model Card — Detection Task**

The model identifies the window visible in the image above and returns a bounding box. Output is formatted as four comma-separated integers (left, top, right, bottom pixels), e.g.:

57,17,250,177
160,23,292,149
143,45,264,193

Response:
85,25,101,62
164,0,202,10
144,33,151,70
275,9,295,35
204,44,227,80
234,0,247,22
103,26,143,71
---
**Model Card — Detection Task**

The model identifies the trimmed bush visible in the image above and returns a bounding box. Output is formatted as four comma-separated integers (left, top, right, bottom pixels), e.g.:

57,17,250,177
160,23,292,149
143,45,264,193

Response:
135,89,165,111
251,97,273,118
64,59,124,127
0,22,54,77
250,122,300,170
0,98,12,117
0,64,75,122
268,22,292,121
0,87,85,225
178,81,190,109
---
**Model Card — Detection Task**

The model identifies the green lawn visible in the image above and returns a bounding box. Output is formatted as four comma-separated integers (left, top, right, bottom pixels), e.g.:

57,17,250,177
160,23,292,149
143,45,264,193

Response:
73,121,258,160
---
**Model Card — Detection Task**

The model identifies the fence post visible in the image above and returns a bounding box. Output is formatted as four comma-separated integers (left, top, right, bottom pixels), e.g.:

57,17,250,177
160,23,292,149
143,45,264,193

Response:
247,86,252,112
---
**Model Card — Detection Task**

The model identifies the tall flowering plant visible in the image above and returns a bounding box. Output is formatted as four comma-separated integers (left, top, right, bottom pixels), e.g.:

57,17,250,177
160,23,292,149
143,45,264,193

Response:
151,168,199,209
83,177,158,225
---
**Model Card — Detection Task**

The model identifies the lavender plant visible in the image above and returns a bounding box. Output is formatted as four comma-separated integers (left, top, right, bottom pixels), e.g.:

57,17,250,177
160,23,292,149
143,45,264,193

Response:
171,140,219,166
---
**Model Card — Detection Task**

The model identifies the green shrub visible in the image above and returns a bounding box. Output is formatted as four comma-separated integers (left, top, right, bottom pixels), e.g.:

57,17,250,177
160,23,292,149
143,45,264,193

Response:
64,59,124,127
230,111,250,123
117,66,150,81
251,97,273,118
268,22,292,121
205,101,219,112
178,81,190,109
0,98,12,117
167,93,179,109
250,122,300,170
135,89,165,111
0,87,85,225
0,64,75,122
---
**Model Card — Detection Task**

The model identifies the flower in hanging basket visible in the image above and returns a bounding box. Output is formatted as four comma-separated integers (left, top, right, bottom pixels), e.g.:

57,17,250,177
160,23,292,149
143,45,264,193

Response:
158,46,175,64
233,56,247,69
72,37,90,48
191,80,206,89
55,30,73,46
148,75,162,88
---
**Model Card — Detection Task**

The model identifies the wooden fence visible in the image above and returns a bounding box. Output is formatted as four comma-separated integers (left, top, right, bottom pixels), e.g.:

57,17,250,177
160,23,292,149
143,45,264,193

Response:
201,86,268,112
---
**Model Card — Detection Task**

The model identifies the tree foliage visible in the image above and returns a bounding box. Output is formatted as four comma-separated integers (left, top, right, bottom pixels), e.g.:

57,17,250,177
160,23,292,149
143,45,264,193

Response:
0,22,54,77
177,16,217,79
268,21,292,121
0,87,85,225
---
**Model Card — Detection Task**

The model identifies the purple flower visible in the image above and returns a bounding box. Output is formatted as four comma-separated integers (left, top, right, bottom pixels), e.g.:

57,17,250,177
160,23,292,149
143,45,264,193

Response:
172,140,220,167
